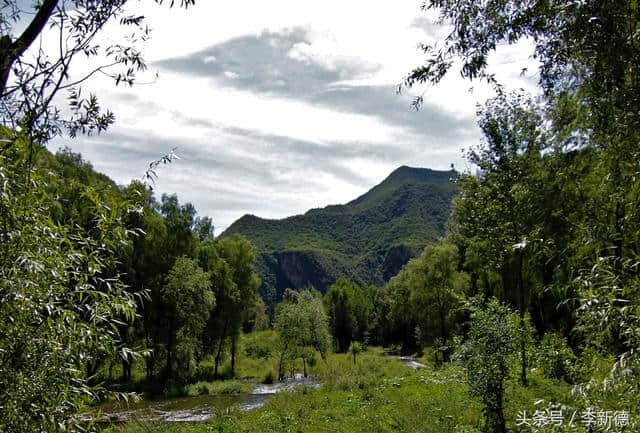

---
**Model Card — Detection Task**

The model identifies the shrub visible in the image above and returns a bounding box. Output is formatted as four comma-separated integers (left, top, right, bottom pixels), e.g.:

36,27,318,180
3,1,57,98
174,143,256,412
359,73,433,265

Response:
535,332,576,382
244,341,272,359
460,298,515,433
182,380,251,396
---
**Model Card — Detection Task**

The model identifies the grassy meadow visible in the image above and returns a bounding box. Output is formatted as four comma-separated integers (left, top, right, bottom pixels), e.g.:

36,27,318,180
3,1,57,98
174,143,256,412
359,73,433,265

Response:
98,330,627,433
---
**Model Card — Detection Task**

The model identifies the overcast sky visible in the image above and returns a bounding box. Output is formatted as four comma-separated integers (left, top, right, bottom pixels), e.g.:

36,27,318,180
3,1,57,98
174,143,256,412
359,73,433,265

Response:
46,0,538,233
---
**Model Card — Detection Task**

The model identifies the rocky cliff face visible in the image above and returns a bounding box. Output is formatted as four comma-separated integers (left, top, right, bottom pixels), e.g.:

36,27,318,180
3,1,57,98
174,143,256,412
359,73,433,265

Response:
221,166,459,305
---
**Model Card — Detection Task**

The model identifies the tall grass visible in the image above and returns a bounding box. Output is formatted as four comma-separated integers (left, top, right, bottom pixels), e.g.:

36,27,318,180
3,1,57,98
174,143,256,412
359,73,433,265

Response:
103,334,587,433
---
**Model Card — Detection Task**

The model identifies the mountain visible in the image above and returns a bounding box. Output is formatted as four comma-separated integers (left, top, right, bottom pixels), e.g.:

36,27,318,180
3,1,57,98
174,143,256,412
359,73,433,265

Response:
220,166,460,305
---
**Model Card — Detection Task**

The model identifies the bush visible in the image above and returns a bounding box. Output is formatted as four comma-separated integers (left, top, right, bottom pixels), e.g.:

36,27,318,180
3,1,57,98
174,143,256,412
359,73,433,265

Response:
460,298,515,433
535,332,576,382
244,341,272,359
182,380,252,396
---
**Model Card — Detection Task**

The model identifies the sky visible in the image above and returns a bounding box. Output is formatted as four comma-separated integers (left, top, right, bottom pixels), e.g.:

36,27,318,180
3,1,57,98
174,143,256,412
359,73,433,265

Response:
42,0,538,233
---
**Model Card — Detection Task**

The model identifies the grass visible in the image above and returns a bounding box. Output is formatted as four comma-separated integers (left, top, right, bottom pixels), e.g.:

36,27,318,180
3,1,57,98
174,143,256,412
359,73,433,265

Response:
103,339,586,433
181,380,252,397
101,330,640,433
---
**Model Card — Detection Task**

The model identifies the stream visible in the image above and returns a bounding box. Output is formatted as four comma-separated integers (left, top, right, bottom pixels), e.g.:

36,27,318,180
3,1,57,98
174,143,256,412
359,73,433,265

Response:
95,374,319,423
94,356,425,423
393,356,428,369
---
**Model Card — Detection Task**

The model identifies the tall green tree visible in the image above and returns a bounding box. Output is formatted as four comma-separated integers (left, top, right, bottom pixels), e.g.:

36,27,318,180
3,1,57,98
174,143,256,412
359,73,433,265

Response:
275,289,331,380
379,268,419,353
324,278,373,353
453,91,549,385
406,0,640,393
0,130,138,432
409,242,468,361
215,236,261,377
460,298,515,433
198,236,260,378
161,257,214,383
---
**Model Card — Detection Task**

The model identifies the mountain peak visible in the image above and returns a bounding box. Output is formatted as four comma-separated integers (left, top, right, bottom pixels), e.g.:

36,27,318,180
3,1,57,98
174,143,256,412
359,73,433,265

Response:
221,165,459,303
348,166,455,208
385,165,456,184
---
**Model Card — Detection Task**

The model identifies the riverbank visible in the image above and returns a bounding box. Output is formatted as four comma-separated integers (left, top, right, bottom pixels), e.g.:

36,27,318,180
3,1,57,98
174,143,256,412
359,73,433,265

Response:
102,346,581,433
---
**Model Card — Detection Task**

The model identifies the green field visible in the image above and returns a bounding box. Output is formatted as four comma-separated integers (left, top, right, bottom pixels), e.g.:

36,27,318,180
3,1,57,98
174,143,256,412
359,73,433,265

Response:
102,331,625,433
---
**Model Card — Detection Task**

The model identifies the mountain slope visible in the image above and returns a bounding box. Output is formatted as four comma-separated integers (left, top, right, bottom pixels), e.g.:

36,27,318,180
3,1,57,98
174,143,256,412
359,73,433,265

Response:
221,166,459,304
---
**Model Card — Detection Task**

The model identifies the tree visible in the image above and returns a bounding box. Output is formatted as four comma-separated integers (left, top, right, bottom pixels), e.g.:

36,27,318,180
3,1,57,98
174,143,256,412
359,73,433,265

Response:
460,298,515,433
194,216,215,241
407,0,640,388
198,238,235,379
0,1,200,429
198,236,260,378
454,91,549,385
379,267,419,353
1,0,196,145
0,128,138,432
409,242,468,362
324,278,373,353
160,193,198,262
214,236,261,377
161,257,214,383
349,341,363,366
275,289,331,380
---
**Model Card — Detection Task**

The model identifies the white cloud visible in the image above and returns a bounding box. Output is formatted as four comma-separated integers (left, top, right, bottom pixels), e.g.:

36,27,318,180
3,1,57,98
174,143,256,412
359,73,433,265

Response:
41,0,541,232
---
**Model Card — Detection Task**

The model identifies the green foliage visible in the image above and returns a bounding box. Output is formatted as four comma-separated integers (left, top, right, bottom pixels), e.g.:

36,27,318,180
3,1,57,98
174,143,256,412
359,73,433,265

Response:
459,298,515,433
371,241,469,356
324,278,374,352
161,257,214,383
409,242,469,360
349,342,363,365
0,129,138,432
199,235,261,378
373,267,418,353
244,341,272,360
535,332,576,383
222,166,459,302
275,289,331,380
105,345,580,433
181,380,251,397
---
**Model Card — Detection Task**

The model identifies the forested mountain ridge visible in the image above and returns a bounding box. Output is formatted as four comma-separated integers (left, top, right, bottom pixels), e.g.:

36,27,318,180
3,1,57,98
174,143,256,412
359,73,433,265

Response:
221,166,459,305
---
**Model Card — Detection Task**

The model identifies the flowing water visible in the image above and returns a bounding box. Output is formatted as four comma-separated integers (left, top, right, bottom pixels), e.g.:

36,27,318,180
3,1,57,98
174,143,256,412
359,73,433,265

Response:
94,357,424,423
395,356,428,369
94,374,319,423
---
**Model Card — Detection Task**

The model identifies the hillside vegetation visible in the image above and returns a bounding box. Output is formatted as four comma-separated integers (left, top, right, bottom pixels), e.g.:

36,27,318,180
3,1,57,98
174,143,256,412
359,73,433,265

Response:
221,166,459,303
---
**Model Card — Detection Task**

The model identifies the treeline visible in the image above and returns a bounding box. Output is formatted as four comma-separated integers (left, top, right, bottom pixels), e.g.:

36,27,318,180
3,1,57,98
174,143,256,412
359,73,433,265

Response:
117,185,267,387
320,243,468,362
39,146,267,388
320,94,638,368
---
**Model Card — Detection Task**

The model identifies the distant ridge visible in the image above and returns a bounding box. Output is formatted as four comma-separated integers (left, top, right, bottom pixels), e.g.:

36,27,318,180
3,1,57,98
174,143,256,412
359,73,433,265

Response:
221,166,459,305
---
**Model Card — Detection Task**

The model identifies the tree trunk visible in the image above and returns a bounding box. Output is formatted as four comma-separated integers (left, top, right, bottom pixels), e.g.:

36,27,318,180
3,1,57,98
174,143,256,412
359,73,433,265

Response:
0,0,58,97
121,358,130,382
614,200,624,274
518,249,527,387
146,354,155,381
278,351,286,381
230,331,237,377
439,304,449,362
494,389,507,433
214,318,229,380
164,318,175,384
